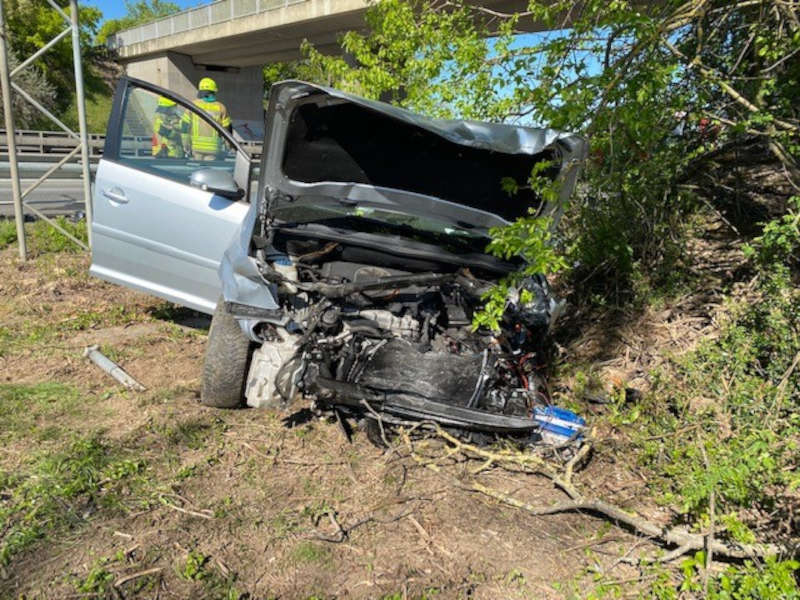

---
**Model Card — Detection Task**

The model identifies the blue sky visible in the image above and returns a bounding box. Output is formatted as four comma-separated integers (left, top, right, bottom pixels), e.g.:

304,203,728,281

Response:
84,0,200,22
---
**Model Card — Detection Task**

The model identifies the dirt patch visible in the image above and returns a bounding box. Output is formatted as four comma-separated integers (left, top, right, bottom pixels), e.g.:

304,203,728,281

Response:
0,246,654,598
69,322,167,347
4,407,636,599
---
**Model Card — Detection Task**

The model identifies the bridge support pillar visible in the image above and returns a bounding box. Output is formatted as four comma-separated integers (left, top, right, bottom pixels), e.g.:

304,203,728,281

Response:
123,52,265,139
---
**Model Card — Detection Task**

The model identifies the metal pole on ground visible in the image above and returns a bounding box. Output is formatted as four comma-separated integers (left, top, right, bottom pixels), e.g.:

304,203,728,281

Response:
70,0,92,247
0,0,27,260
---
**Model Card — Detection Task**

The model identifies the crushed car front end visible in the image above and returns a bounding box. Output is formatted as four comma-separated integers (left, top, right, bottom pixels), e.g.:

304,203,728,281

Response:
215,81,587,441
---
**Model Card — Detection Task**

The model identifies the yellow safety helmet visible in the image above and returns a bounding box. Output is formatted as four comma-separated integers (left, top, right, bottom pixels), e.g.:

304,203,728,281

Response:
198,77,218,93
157,96,177,108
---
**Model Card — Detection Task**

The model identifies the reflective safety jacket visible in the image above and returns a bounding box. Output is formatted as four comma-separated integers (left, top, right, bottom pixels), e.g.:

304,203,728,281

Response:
182,99,231,155
151,114,185,158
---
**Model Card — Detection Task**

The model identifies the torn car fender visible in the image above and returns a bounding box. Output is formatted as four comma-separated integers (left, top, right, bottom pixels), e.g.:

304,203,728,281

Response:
218,201,280,338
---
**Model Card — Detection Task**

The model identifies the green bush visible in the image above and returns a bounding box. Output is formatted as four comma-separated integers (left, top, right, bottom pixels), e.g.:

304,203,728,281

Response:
278,0,799,304
608,199,800,594
637,290,798,520
680,554,800,599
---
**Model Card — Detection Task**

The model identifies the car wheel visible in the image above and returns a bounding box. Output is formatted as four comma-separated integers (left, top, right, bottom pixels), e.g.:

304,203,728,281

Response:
201,298,252,408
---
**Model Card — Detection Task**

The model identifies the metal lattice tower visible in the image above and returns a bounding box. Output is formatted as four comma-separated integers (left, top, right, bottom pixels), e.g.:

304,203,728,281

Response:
0,0,92,260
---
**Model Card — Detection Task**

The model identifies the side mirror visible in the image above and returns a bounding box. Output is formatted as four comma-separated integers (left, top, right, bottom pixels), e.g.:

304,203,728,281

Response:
190,168,244,199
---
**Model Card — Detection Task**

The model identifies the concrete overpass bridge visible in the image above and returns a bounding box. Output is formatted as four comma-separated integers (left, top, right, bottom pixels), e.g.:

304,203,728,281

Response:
110,0,370,132
108,0,531,134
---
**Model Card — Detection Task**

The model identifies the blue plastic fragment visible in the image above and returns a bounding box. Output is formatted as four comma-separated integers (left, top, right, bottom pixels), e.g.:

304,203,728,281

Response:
533,406,586,444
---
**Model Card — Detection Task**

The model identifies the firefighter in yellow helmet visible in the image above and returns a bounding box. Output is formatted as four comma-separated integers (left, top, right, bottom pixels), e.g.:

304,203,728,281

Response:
182,77,232,160
151,96,185,158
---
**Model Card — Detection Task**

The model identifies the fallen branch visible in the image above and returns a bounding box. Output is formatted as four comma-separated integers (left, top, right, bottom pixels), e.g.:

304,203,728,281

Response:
469,483,785,560
431,426,583,499
660,37,798,133
114,567,162,588
401,425,795,562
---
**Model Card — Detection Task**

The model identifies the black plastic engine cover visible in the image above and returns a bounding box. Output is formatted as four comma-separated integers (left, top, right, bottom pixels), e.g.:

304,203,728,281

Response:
358,339,481,405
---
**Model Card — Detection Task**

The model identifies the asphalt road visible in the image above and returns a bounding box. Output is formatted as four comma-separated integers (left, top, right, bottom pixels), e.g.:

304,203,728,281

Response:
0,179,88,218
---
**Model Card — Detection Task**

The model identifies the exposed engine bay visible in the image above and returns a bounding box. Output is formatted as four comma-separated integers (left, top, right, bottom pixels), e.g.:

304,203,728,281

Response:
240,234,578,446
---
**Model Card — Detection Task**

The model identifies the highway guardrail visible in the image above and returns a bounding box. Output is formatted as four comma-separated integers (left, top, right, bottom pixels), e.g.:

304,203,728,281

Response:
1,130,262,179
1,129,262,157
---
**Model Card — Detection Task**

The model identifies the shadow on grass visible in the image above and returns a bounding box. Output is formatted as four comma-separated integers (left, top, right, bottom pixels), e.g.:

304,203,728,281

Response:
147,302,211,331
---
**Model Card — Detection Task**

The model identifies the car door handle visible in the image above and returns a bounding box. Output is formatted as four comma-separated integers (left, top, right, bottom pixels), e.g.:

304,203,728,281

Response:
103,187,128,204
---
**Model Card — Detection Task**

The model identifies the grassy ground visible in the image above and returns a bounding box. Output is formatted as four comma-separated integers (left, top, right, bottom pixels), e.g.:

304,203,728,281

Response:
0,225,647,599
1,213,795,598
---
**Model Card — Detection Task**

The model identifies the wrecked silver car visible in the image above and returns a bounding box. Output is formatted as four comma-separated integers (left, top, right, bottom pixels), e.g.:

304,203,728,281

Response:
90,78,585,441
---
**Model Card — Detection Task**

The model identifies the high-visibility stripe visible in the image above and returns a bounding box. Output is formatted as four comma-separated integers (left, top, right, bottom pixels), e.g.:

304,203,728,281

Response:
193,99,231,128
178,99,230,154
184,111,217,152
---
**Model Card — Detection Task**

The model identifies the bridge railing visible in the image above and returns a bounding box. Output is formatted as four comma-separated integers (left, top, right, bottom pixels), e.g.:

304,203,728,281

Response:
107,0,308,49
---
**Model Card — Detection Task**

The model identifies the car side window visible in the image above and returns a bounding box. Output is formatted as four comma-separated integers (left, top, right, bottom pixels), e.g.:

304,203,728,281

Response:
117,86,236,185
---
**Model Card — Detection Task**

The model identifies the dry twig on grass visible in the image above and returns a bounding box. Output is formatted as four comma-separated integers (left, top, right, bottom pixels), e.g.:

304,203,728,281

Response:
158,494,214,520
114,567,162,588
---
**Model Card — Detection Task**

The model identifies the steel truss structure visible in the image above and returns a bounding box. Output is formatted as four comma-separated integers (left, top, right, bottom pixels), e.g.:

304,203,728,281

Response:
0,0,92,260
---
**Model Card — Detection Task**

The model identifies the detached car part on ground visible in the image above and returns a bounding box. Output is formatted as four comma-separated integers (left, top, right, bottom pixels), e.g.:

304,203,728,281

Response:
90,78,586,445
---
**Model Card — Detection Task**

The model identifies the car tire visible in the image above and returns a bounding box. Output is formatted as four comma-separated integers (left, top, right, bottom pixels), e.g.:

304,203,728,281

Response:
201,298,252,408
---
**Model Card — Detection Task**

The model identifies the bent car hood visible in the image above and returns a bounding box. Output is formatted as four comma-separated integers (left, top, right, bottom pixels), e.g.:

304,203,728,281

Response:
259,81,587,232
219,81,586,314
